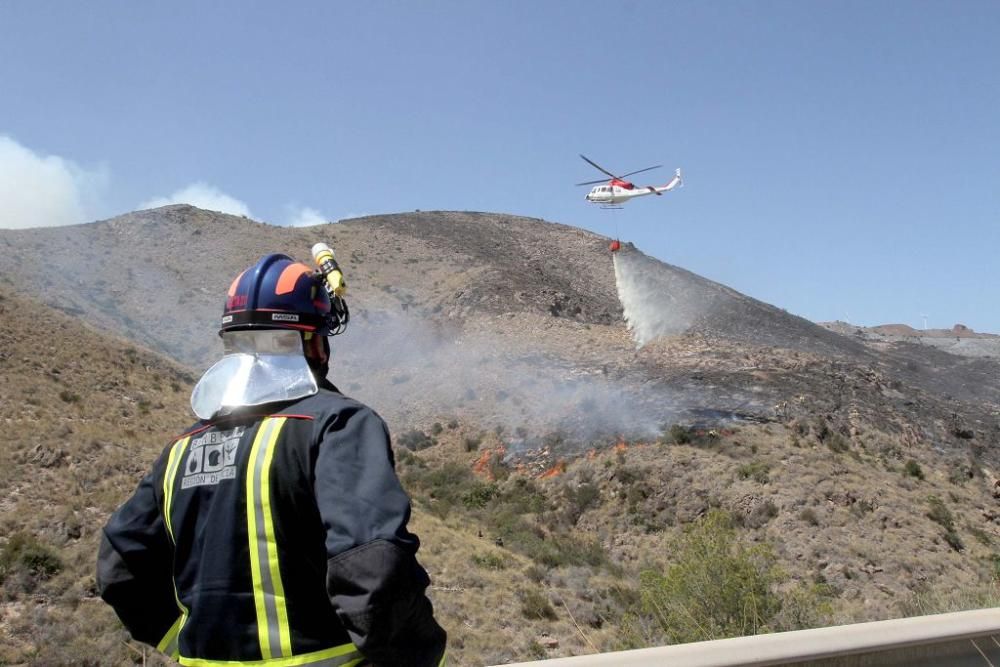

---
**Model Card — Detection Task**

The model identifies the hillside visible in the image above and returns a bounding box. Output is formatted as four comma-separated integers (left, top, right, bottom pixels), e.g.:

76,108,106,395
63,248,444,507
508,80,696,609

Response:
822,320,1000,360
2,206,1000,665
0,286,195,662
3,207,996,454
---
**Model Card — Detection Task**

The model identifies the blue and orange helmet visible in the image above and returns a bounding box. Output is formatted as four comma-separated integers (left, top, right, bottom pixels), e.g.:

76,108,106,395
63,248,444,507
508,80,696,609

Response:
221,253,347,336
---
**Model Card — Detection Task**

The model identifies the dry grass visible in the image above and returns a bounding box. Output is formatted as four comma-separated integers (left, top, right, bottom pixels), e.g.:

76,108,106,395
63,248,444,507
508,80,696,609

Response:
0,287,194,663
394,416,1000,664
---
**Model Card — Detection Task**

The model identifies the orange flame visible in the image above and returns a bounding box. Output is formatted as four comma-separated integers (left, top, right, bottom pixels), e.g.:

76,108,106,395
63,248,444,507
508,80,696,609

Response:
472,445,508,480
472,449,493,477
538,460,567,479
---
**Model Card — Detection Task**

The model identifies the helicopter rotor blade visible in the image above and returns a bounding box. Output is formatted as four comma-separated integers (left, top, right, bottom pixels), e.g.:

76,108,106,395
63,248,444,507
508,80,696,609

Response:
579,154,619,180
575,178,610,187
620,165,663,179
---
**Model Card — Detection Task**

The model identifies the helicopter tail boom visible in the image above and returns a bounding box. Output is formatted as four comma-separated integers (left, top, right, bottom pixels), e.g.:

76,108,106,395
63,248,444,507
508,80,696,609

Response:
658,168,682,192
642,169,682,196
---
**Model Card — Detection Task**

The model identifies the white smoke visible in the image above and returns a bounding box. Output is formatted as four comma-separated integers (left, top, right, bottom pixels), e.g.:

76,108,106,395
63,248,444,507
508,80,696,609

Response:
331,310,681,449
613,247,718,347
140,182,252,217
0,135,108,229
284,205,328,227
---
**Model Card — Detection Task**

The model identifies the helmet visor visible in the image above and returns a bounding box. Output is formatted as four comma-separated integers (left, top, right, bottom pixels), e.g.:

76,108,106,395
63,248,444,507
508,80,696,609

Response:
191,330,318,420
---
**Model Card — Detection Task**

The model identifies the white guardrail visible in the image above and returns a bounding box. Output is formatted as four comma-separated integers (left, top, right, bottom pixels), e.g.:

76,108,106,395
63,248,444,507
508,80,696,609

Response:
491,608,1000,667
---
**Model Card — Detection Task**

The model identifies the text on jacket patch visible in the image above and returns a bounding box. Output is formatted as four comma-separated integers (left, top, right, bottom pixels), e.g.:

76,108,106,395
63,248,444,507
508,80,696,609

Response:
182,427,245,489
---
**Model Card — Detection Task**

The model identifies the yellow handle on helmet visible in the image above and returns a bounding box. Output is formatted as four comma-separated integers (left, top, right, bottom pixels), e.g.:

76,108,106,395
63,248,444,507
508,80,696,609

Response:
311,243,346,297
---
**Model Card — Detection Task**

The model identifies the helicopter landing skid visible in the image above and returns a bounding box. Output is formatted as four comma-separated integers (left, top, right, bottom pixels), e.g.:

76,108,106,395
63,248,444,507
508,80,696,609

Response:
600,204,624,210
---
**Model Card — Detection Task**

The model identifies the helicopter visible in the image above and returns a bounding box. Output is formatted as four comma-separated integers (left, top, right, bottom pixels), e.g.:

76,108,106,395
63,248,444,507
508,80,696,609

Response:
577,154,682,207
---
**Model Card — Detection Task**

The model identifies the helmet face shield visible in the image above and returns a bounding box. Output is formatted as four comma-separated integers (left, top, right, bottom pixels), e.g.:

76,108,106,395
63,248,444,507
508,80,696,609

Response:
191,330,318,420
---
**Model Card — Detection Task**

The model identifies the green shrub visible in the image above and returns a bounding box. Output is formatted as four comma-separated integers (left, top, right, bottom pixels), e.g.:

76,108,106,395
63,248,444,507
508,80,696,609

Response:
463,434,483,452
520,589,557,620
925,496,963,551
526,640,547,659
625,483,652,516
661,424,691,445
969,527,993,547
499,477,548,514
397,429,435,451
944,531,965,552
471,552,506,570
490,509,605,568
0,532,63,583
736,461,771,484
812,416,830,441
926,495,955,531
396,449,420,467
903,459,925,480
736,500,779,529
799,508,820,526
562,482,601,525
635,510,782,643
948,463,973,485
403,461,476,517
616,466,642,486
774,582,835,631
59,390,81,404
850,499,876,518
462,482,500,509
825,432,849,454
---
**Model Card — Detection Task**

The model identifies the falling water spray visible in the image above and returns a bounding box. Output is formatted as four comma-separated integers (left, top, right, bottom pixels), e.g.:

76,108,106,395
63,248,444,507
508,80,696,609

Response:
612,246,718,347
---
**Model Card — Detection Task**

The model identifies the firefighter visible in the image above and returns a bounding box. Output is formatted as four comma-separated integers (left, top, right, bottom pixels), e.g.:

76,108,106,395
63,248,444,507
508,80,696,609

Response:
97,253,446,666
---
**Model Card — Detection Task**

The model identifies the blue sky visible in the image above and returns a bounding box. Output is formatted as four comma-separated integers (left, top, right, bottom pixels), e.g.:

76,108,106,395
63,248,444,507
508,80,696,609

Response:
2,1,998,332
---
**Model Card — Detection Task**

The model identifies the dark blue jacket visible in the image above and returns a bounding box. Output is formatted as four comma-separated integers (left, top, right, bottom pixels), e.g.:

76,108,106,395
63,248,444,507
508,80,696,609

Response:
98,382,446,666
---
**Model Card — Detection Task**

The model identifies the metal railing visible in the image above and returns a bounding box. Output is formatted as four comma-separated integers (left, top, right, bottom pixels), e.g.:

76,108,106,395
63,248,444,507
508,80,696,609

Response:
491,608,1000,667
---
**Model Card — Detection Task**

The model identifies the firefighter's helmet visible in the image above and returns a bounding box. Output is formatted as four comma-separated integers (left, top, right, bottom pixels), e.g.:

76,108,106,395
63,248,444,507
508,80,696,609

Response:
220,253,344,336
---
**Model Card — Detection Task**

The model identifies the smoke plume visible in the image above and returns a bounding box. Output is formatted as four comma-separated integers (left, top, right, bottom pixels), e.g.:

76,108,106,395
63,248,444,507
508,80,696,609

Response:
140,183,252,217
0,135,108,229
332,310,684,451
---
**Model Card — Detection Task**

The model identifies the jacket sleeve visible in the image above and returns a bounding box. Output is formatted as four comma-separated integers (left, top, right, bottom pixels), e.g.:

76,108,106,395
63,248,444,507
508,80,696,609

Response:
96,450,181,652
314,405,447,667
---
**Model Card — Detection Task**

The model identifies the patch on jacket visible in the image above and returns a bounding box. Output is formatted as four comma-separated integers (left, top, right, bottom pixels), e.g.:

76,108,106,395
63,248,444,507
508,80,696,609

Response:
182,426,245,489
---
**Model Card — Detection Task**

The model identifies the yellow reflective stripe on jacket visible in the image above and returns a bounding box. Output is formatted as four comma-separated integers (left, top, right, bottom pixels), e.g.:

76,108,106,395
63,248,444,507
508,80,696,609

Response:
177,642,363,667
261,418,292,654
246,417,293,659
163,436,192,543
163,435,192,640
156,614,183,658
